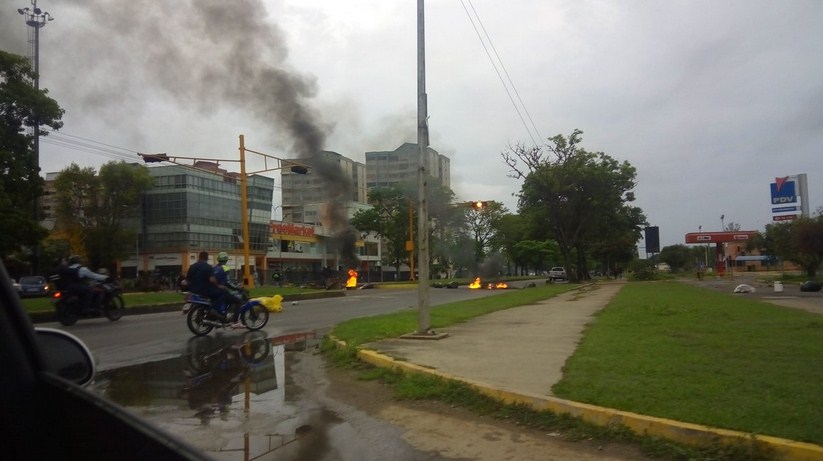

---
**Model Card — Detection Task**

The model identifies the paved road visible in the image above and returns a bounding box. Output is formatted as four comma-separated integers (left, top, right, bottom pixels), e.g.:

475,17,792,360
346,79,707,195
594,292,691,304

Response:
38,284,526,370
680,274,823,314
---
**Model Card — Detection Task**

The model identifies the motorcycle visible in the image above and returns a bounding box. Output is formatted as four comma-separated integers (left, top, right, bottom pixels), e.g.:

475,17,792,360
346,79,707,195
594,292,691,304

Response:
53,280,125,326
181,281,248,315
184,286,270,336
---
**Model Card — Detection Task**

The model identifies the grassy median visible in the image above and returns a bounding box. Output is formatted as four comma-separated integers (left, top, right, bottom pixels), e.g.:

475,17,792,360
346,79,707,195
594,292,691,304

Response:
553,281,823,445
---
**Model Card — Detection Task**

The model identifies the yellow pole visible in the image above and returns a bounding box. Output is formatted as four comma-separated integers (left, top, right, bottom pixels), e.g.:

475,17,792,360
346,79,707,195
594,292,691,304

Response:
239,135,254,289
408,200,414,280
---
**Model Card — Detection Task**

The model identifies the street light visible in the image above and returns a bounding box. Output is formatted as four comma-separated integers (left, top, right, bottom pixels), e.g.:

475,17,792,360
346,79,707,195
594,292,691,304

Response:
138,137,310,289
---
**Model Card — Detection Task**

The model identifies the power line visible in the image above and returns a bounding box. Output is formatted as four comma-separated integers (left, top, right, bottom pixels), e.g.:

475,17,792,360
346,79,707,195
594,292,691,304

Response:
459,0,543,147
39,131,284,189
41,131,139,163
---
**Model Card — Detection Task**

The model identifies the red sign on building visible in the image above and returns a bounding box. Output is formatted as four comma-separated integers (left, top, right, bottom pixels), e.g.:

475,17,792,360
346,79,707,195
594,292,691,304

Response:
773,214,798,222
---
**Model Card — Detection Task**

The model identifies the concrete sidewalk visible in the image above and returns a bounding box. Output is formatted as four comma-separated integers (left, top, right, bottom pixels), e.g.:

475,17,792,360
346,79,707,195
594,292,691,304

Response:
356,281,823,461
365,282,620,397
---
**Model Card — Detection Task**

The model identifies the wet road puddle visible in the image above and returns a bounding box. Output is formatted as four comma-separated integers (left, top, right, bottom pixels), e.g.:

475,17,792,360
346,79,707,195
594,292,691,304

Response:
92,330,340,460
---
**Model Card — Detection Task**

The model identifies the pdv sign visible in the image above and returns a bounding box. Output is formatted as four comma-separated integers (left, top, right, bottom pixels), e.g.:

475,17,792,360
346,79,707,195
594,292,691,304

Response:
770,177,797,204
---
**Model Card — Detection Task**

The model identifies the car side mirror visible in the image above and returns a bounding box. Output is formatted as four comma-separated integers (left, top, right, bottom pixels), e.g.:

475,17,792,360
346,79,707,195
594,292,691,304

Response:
34,328,96,386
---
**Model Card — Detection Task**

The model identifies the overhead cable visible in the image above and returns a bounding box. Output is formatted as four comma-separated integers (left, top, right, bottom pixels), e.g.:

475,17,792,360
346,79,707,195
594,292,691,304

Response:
459,0,543,147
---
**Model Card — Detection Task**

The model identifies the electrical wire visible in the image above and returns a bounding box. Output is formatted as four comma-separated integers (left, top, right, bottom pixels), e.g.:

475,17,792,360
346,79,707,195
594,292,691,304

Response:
39,130,284,189
459,0,543,147
41,131,140,163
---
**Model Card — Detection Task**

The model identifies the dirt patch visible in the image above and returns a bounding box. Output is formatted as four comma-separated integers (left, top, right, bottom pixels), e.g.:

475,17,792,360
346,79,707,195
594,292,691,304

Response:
322,361,654,461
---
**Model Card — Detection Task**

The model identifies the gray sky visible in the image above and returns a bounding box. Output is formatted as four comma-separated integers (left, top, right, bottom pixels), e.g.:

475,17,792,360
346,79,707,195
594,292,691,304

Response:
3,0,822,250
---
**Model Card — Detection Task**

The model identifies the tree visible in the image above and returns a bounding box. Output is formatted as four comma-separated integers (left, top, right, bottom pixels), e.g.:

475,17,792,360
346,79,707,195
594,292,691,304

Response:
493,213,529,275
760,212,823,277
350,186,411,280
511,240,560,275
52,161,153,270
464,200,507,264
503,129,646,281
724,221,742,232
351,182,462,280
659,244,696,272
0,50,65,266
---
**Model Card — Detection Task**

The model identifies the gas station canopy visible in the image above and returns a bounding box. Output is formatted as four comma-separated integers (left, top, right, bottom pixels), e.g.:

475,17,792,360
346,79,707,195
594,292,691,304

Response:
684,231,757,244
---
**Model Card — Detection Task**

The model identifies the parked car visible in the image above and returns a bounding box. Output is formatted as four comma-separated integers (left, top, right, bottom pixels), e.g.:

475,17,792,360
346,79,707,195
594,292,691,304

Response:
548,266,567,281
18,275,50,297
12,278,21,292
0,261,209,460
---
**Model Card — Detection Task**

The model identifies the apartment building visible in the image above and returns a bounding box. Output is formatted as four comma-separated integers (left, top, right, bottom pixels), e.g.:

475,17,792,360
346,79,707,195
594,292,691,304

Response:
280,150,367,225
365,143,450,190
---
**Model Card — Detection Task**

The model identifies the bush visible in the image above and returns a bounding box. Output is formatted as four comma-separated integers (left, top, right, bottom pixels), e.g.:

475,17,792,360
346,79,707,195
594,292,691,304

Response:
628,259,658,281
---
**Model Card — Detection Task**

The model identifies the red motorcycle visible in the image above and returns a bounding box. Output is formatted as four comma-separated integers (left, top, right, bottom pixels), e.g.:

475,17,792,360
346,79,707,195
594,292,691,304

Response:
52,280,125,326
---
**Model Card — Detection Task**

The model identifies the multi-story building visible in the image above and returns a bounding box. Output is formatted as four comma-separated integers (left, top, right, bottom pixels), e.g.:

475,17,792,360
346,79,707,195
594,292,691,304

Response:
365,143,450,190
40,172,60,231
280,150,366,225
44,147,390,285
123,162,275,279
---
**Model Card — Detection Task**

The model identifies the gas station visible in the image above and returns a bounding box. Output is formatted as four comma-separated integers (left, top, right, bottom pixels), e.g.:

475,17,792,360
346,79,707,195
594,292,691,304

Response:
683,174,809,276
683,231,757,276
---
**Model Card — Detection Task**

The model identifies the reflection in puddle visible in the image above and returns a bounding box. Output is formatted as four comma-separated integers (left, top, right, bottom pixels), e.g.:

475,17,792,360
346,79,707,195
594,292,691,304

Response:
94,331,328,460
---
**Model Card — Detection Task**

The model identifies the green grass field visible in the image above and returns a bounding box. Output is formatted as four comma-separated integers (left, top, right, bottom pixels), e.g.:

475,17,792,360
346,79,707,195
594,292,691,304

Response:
330,281,823,447
552,282,823,445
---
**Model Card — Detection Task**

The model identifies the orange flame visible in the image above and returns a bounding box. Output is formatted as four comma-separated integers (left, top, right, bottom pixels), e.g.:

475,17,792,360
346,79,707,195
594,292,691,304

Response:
495,282,508,289
346,269,358,288
468,277,481,289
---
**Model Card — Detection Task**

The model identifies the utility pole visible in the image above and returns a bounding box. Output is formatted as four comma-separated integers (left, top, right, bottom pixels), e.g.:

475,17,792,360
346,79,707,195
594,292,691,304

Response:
18,0,53,172
415,0,432,336
18,0,53,274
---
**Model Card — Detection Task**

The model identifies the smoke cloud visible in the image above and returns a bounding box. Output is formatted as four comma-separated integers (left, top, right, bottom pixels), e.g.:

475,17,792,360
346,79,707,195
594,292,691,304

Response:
66,0,329,158
53,0,358,261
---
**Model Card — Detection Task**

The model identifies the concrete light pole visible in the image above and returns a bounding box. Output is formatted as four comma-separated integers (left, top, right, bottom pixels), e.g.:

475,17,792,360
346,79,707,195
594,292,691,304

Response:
415,0,433,336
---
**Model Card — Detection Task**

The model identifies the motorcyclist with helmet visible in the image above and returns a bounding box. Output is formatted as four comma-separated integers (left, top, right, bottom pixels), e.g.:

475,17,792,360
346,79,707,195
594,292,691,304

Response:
65,255,109,313
213,252,242,327
186,251,239,322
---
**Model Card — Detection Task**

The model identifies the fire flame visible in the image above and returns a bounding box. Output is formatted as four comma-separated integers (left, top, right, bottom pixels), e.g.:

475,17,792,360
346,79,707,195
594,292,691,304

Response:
346,269,358,288
468,277,508,289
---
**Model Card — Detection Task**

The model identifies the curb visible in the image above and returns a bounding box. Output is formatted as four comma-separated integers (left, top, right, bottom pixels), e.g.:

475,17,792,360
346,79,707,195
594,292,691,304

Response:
352,346,823,461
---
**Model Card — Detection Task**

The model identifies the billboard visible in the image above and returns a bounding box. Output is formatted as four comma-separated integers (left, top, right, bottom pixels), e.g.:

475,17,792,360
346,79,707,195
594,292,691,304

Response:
644,226,660,254
769,174,808,221
770,177,797,204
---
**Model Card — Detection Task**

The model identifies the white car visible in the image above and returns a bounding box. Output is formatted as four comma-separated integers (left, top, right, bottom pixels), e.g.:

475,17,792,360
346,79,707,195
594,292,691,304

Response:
548,267,567,281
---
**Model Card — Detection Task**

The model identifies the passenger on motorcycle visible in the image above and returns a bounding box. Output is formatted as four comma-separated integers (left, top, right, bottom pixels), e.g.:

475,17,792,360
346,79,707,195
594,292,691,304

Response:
64,255,109,313
214,252,242,325
186,251,239,318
